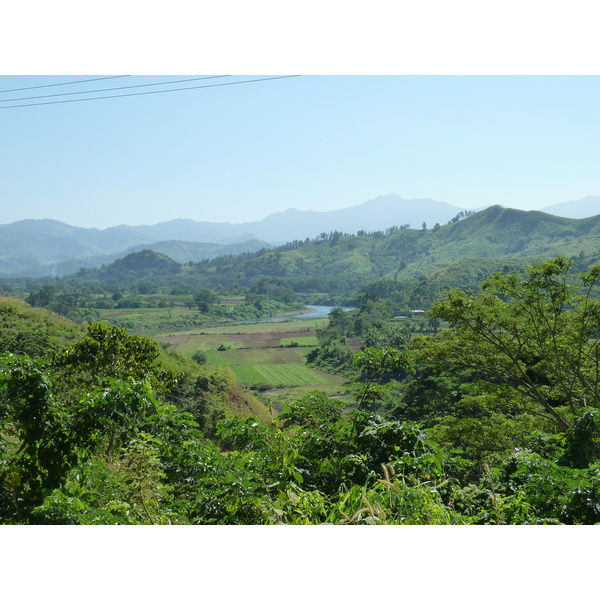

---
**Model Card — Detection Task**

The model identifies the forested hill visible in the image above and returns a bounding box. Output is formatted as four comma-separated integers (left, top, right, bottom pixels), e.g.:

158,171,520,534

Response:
0,194,465,277
217,206,600,285
4,200,598,279
59,206,600,302
402,205,600,273
0,217,272,278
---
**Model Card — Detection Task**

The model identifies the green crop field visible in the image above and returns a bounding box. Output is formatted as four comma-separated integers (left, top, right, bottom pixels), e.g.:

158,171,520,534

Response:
96,306,213,335
230,364,331,387
184,319,323,336
151,314,350,398
216,347,308,365
204,350,229,367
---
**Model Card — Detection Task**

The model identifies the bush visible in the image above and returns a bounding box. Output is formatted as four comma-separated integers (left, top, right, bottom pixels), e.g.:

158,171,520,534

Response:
192,350,208,364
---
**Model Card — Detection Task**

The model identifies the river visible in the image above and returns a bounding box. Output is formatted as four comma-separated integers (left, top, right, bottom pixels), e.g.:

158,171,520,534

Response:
289,305,354,320
240,305,354,324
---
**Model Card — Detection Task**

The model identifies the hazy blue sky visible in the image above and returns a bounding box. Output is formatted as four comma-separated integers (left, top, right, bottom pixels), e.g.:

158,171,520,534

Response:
3,74,600,229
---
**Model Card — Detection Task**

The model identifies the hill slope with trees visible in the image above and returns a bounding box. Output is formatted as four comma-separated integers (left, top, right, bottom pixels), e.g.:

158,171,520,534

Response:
57,206,600,301
0,194,467,277
3,258,600,524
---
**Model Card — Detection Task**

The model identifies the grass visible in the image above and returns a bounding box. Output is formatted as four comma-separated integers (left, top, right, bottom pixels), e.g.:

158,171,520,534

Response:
95,299,315,334
215,347,309,365
178,319,324,336
204,350,229,367
230,364,331,387
97,306,200,334
156,320,323,354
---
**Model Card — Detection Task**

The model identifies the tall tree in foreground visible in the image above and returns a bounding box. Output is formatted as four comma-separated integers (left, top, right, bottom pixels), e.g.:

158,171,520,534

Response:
415,257,600,434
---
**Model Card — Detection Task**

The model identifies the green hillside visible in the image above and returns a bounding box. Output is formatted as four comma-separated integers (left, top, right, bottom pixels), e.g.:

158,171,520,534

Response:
0,297,84,357
187,207,600,287
193,207,600,285
12,207,591,312
0,296,264,422
371,206,600,280
109,249,182,274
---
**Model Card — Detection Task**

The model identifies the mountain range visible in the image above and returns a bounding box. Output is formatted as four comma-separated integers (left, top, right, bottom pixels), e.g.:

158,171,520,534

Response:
0,194,599,278
64,205,600,306
538,196,600,219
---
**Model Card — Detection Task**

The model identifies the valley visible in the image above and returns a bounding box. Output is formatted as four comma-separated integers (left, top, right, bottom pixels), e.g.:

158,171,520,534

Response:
154,312,352,407
2,205,600,525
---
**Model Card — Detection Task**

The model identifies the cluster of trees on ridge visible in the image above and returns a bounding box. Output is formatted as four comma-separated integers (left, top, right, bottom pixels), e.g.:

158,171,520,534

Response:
2,256,600,524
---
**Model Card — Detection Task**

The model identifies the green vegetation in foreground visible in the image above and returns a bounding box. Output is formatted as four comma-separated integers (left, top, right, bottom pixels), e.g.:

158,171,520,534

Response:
3,257,600,524
0,297,84,357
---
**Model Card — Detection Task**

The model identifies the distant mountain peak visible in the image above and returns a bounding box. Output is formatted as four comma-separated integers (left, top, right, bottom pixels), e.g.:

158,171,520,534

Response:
0,194,472,276
541,196,600,219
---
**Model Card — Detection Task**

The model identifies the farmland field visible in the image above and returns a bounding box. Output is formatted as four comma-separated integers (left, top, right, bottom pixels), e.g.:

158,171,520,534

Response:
230,364,331,387
216,347,310,365
154,316,351,401
95,304,355,402
155,320,323,354
97,306,199,333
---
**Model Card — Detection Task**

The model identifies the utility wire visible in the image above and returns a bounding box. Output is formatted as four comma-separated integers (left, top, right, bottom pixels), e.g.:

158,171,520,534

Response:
0,75,232,103
0,75,131,94
0,75,301,110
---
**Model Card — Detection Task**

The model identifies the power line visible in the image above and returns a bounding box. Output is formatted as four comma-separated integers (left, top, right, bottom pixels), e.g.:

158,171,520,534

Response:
0,75,302,110
0,75,232,103
0,75,131,94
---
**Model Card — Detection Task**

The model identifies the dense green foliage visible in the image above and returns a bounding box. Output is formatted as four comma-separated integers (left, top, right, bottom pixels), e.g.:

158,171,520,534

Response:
4,245,600,523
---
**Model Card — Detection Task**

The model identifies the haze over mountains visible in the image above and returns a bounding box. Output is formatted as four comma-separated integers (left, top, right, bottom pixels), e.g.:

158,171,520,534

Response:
0,194,599,278
538,196,600,219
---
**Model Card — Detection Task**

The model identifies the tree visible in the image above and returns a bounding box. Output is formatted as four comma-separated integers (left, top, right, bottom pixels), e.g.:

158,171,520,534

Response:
248,277,297,303
194,289,220,314
327,307,353,336
192,349,208,364
363,320,411,351
414,257,600,433
0,354,78,514
0,323,193,523
50,322,179,392
26,285,56,308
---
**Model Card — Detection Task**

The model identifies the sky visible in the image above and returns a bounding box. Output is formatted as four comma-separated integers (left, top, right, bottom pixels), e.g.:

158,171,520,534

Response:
3,2,600,231
4,73,600,230
3,3,600,233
